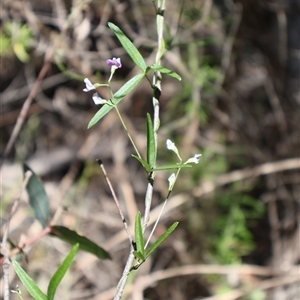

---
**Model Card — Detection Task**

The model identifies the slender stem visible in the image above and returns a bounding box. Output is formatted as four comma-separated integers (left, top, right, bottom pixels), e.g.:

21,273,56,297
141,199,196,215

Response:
145,167,181,249
114,1,166,298
97,160,134,245
114,104,142,159
142,0,165,230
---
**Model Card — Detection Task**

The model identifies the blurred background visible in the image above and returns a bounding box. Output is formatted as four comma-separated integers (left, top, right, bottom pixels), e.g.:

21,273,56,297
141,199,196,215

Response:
1,0,299,299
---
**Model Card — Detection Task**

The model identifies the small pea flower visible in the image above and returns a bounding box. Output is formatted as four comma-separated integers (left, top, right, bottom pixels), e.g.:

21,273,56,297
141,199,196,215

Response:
83,78,106,105
168,173,176,191
106,57,122,69
92,93,106,105
185,154,202,164
107,57,122,82
166,139,176,151
166,139,181,161
83,78,96,92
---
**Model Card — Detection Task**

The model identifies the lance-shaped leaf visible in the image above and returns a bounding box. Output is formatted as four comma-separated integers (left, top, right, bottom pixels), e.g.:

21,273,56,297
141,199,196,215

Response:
50,226,111,260
114,73,144,101
23,164,50,228
145,222,179,259
88,74,144,128
146,113,156,169
148,64,181,81
152,163,192,171
47,244,79,300
132,155,151,173
108,23,147,72
134,212,145,260
13,261,47,300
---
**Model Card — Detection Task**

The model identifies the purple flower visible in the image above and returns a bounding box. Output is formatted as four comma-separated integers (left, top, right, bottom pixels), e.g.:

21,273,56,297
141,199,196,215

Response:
106,57,122,69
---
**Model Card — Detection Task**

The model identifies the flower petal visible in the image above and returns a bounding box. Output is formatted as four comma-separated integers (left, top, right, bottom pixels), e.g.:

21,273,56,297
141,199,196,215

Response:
168,173,176,190
106,57,122,68
166,139,175,151
185,154,202,164
83,78,95,92
92,93,104,105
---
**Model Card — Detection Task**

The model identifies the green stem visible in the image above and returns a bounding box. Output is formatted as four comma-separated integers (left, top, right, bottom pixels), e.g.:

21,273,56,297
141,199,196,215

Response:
113,104,142,159
145,166,181,249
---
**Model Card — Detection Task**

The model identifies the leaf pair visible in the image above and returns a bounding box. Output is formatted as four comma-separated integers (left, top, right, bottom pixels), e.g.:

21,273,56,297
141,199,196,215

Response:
13,244,79,300
133,212,178,270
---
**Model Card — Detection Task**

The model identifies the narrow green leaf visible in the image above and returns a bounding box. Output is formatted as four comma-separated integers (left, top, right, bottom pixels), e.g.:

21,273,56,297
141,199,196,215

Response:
108,23,147,72
12,261,47,300
88,74,144,128
131,155,151,173
152,164,192,171
113,73,144,101
47,244,79,300
148,64,181,81
87,104,113,129
50,226,111,260
134,212,145,259
145,222,179,259
23,164,50,228
146,113,156,168
133,251,145,262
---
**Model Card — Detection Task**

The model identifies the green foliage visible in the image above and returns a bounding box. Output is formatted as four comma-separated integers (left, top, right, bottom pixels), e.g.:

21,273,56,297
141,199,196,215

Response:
47,244,79,300
132,212,179,270
13,244,79,300
0,32,11,56
211,194,265,264
88,73,145,128
88,22,181,129
1,22,32,62
145,221,178,259
133,212,145,263
23,164,50,229
146,113,156,169
12,261,47,300
50,226,111,260
148,64,182,81
108,22,147,72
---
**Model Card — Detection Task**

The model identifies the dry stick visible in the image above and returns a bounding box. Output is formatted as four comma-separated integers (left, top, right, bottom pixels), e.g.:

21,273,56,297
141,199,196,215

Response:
1,171,32,300
96,159,134,245
0,49,53,170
